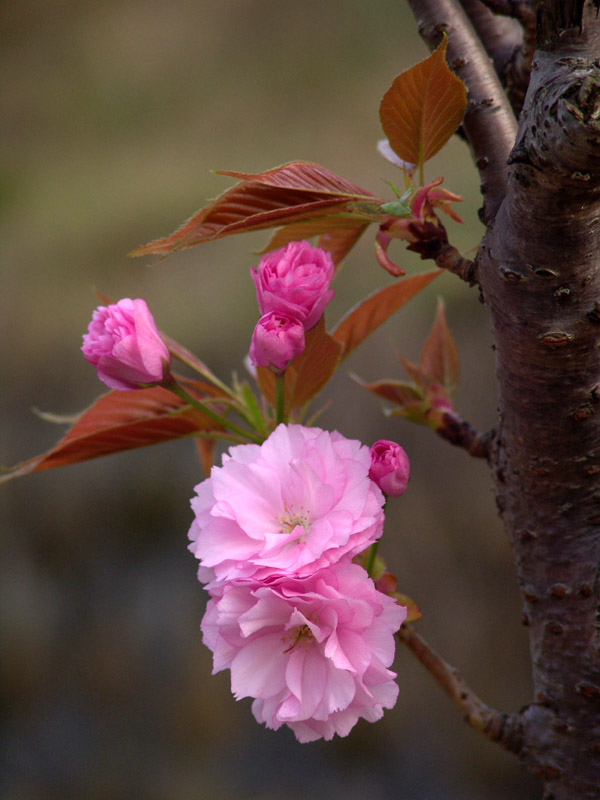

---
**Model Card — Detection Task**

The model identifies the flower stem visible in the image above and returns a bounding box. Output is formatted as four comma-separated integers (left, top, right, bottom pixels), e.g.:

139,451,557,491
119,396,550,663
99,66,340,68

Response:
166,379,262,443
365,541,379,577
275,374,286,425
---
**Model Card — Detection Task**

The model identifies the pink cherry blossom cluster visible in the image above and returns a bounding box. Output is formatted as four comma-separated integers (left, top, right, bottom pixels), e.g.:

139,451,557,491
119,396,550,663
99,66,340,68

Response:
248,241,335,374
79,247,411,744
189,424,407,742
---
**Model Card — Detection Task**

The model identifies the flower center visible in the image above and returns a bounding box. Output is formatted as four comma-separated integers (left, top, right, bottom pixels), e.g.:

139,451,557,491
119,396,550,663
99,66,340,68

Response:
278,503,310,537
282,624,314,654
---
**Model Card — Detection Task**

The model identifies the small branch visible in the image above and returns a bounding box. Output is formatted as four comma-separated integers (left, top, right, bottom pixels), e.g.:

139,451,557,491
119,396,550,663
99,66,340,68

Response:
405,220,479,285
459,0,523,78
436,411,493,458
398,624,523,753
434,243,478,286
458,0,532,117
474,0,535,115
407,0,518,222
478,0,535,24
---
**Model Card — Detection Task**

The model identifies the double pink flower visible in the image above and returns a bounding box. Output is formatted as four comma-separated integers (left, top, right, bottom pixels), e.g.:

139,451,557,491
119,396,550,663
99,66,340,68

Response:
248,311,305,374
251,240,335,330
369,439,410,498
82,298,170,391
249,241,335,372
202,561,404,743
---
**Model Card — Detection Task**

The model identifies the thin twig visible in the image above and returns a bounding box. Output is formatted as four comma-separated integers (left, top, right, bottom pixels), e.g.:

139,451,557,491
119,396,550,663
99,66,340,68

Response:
405,221,479,285
436,411,493,458
397,624,523,753
434,243,478,286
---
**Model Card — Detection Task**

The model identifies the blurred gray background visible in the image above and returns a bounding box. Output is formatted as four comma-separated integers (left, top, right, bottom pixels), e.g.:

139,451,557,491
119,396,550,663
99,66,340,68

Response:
1,2,540,798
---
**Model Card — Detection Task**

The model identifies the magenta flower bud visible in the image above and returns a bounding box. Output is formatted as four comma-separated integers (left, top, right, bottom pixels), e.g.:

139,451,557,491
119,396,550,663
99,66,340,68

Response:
368,440,410,498
251,240,335,331
82,298,171,391
249,311,305,374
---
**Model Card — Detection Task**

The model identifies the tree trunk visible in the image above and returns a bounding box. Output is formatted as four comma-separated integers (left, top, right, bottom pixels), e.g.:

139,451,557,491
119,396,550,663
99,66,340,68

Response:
411,1,600,797
480,5,600,792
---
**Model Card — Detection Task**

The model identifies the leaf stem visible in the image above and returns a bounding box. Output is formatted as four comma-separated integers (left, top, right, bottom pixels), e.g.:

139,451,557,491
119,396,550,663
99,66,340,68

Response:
166,379,262,443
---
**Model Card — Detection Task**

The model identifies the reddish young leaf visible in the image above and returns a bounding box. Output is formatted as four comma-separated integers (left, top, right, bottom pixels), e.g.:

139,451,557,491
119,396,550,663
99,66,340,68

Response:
131,193,346,256
261,215,367,255
162,333,228,390
194,436,217,477
419,297,459,390
398,356,431,392
0,381,226,483
395,593,422,622
217,162,375,199
317,223,369,269
259,217,369,271
256,318,343,411
130,162,381,257
379,35,466,166
331,269,442,359
354,378,423,406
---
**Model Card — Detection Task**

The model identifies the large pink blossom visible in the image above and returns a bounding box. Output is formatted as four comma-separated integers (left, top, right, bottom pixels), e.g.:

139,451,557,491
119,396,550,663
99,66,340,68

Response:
251,241,335,331
188,424,385,586
201,562,406,742
82,298,170,390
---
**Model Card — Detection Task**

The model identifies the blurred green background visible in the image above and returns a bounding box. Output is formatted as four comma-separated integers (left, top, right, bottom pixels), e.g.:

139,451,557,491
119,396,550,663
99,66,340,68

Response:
1,2,540,798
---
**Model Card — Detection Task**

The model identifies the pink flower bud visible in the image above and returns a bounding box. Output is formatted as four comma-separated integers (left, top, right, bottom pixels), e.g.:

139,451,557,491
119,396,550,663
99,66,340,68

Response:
251,240,335,331
369,440,410,498
249,311,305,374
82,298,170,390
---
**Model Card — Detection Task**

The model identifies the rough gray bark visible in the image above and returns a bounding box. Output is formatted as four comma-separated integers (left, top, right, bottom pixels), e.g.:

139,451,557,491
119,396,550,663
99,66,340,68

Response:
408,1,600,797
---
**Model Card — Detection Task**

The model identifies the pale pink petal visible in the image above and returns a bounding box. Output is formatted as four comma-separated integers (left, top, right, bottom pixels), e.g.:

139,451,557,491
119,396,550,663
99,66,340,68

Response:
230,633,288,699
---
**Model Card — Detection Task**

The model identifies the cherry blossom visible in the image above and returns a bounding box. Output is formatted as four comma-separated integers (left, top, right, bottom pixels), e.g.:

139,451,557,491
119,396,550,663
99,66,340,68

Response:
251,241,335,331
201,562,406,742
82,298,170,391
188,424,385,587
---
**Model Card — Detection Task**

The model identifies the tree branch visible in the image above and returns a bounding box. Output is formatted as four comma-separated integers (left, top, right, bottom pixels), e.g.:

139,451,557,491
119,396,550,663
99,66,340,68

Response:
459,0,523,79
433,242,478,285
398,624,523,753
404,222,479,284
407,0,518,222
458,0,533,116
435,410,493,457
478,0,535,24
